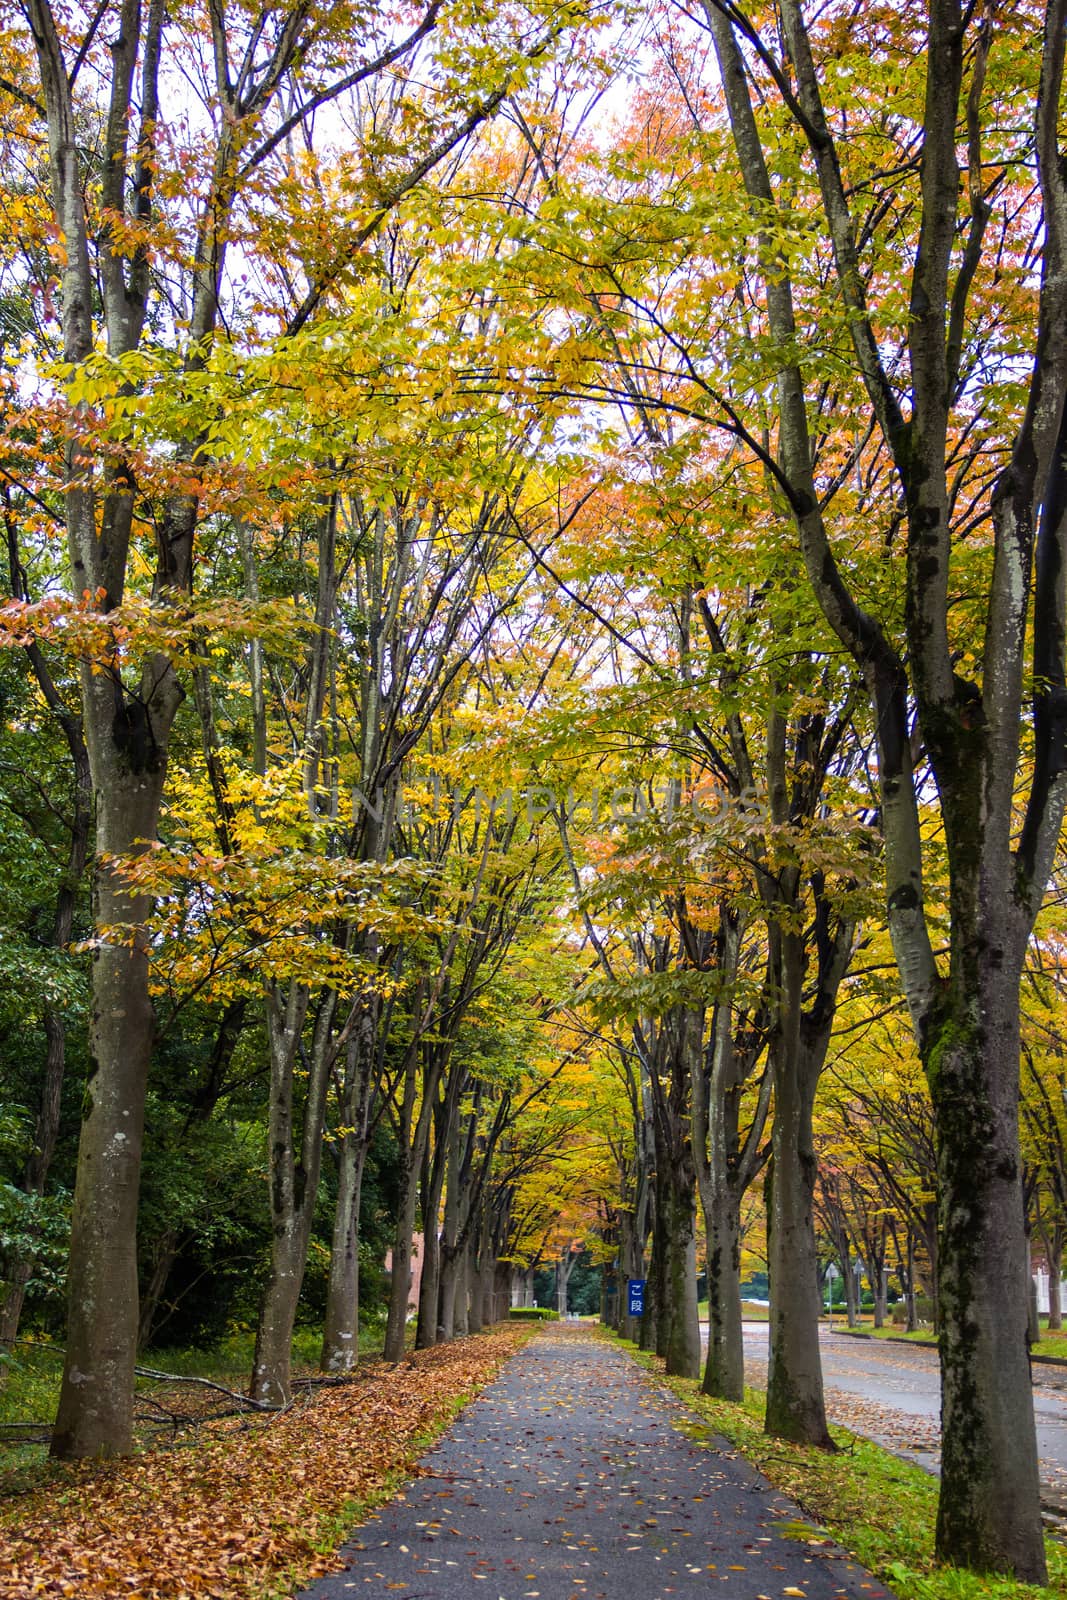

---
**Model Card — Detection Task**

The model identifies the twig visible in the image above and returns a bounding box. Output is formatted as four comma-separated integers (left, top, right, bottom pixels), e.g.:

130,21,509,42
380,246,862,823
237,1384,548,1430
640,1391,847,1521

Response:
0,1422,52,1441
292,1371,370,1389
133,1365,276,1411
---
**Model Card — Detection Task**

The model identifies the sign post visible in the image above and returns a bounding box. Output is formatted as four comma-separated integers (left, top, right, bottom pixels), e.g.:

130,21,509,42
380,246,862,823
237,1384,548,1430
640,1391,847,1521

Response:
627,1278,646,1318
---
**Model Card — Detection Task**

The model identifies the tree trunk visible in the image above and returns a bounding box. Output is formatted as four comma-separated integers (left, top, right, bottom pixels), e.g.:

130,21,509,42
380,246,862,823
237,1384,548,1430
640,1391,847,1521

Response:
439,1246,461,1340
764,922,843,1451
436,1095,470,1342
905,1229,919,1333
556,1249,576,1316
1049,1227,1063,1332
383,1150,421,1361
493,1258,512,1324
414,1119,443,1351
321,1004,381,1373
663,1172,701,1379
871,1255,888,1330
927,975,1044,1574
137,1228,180,1352
921,1203,940,1334
765,1062,832,1449
642,1186,663,1353
384,1043,427,1362
417,1221,442,1350
842,1253,859,1329
250,985,332,1406
616,1212,635,1339
703,1192,744,1398
454,1246,471,1335
320,1131,369,1372
52,770,163,1459
469,1240,489,1332
0,1261,32,1360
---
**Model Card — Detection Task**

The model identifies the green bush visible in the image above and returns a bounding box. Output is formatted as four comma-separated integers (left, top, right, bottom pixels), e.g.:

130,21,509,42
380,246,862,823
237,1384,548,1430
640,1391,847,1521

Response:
508,1306,559,1321
890,1297,935,1327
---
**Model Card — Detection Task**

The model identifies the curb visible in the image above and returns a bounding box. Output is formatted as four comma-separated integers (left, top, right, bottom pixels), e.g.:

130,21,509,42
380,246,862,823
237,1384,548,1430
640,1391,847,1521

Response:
830,1324,1067,1370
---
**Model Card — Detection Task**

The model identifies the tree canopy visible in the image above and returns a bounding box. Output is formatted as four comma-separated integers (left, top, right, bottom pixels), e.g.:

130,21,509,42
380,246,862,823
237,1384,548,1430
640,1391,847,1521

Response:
2,0,1067,1583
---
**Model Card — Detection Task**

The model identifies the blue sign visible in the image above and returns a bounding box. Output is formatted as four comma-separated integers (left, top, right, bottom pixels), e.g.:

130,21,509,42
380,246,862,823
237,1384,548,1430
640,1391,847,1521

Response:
627,1278,646,1317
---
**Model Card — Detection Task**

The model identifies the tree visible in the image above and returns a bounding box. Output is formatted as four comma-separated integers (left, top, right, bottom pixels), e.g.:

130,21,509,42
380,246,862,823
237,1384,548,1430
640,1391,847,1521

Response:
9,0,589,1457
697,2,1064,1571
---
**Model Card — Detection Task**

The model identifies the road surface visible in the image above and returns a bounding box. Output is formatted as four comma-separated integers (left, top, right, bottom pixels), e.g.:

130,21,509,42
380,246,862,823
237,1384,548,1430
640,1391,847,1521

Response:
736,1321,1067,1512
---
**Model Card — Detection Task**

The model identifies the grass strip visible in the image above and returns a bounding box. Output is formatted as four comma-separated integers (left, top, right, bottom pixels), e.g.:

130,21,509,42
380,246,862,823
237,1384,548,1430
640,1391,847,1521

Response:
606,1329,1067,1600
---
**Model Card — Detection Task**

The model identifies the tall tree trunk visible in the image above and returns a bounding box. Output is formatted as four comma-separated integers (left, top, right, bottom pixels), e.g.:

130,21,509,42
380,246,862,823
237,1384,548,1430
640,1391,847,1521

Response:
417,1220,442,1350
137,1228,180,1352
905,1229,919,1333
454,1245,471,1335
693,926,771,1401
663,1168,701,1379
842,1253,858,1329
52,769,164,1458
468,1235,488,1333
250,987,333,1405
383,1042,440,1362
383,1150,421,1362
764,1000,833,1448
646,1160,668,1355
1049,1226,1063,1332
927,965,1043,1573
433,1084,470,1343
704,1195,744,1397
416,1083,452,1350
764,904,851,1450
870,1235,888,1330
320,1131,369,1372
556,1248,576,1316
321,1004,380,1372
922,1202,940,1333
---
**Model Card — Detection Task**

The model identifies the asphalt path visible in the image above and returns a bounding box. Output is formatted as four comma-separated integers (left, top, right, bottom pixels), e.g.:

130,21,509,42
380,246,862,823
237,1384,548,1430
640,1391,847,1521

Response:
736,1322,1067,1511
298,1324,894,1600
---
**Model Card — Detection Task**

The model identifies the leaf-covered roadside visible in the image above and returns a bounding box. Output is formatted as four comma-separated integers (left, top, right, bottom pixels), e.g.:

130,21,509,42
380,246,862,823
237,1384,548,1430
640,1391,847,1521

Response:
0,1326,529,1599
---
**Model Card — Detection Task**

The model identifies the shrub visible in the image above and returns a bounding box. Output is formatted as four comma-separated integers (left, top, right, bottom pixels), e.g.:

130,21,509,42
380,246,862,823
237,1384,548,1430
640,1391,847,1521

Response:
890,1297,935,1327
508,1306,559,1321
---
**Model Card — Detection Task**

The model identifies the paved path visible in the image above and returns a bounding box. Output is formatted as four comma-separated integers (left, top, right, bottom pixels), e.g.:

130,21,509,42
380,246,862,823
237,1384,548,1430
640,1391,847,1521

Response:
737,1323,1067,1510
298,1325,892,1600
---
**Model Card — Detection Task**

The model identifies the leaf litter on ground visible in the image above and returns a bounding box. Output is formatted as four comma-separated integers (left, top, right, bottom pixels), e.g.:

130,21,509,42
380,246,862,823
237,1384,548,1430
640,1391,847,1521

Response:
0,1325,530,1600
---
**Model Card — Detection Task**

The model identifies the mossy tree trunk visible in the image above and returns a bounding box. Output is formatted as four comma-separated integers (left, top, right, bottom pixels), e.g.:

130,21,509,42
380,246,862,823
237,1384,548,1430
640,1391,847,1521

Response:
707,0,1067,1571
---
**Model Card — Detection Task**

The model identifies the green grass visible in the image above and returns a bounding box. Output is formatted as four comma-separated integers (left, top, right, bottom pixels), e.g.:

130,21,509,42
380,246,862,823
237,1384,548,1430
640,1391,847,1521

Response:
697,1299,771,1321
0,1337,66,1495
0,1318,389,1493
1033,1326,1067,1361
832,1319,1067,1361
606,1329,1067,1600
833,1321,937,1343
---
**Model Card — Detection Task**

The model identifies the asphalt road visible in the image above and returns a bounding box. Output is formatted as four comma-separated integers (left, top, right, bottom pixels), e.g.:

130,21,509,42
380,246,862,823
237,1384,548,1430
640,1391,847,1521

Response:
298,1324,894,1600
737,1322,1067,1511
